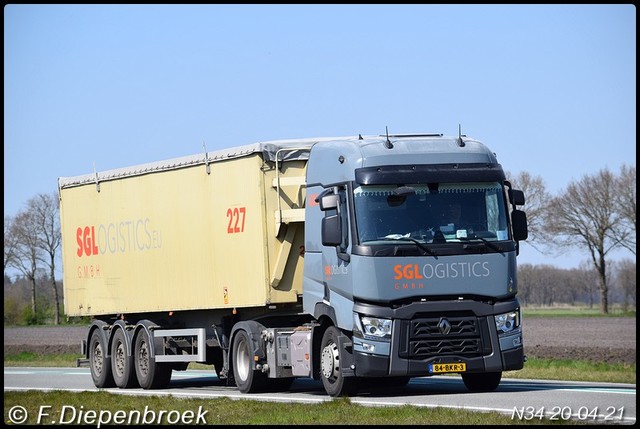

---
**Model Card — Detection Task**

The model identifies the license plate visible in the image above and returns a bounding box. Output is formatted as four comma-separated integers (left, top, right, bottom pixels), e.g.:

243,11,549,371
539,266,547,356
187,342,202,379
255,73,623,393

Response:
429,363,466,373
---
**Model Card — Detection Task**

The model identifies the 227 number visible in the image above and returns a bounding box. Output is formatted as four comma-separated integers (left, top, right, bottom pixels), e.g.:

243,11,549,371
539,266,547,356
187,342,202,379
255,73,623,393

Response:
226,207,246,234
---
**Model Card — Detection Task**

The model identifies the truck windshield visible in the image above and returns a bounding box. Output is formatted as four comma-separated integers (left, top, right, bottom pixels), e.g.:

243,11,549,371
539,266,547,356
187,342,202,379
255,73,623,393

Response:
353,182,509,245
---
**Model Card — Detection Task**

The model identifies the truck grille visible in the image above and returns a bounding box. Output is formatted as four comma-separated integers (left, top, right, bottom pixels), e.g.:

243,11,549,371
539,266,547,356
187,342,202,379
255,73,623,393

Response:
400,316,485,359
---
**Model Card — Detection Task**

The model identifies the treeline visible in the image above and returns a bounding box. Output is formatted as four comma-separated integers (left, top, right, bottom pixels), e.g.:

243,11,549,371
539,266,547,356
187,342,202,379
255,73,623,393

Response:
518,262,636,310
3,274,69,325
3,165,637,324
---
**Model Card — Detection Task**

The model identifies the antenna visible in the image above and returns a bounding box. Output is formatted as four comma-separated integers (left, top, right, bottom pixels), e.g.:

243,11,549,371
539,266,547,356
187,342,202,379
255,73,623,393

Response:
457,124,465,147
203,140,211,175
384,126,393,149
93,162,100,193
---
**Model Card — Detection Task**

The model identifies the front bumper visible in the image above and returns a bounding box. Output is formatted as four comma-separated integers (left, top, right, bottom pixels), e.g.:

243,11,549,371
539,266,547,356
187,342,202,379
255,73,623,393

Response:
352,299,524,377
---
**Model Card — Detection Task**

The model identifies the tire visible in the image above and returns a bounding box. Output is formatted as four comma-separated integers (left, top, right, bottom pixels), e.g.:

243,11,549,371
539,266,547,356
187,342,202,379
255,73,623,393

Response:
319,326,357,397
89,329,115,388
111,329,139,388
461,371,502,392
134,328,172,389
232,329,266,393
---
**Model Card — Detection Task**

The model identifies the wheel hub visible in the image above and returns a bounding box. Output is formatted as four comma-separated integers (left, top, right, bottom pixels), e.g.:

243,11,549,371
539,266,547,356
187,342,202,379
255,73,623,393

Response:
138,341,150,376
92,342,103,374
115,342,125,375
321,341,340,380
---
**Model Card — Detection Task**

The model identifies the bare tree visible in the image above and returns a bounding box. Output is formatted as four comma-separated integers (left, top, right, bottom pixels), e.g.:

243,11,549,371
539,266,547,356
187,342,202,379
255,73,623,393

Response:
28,192,63,324
504,171,550,250
4,215,18,275
562,268,584,305
545,169,620,314
614,258,636,312
517,264,559,307
612,164,636,255
516,263,535,306
576,260,600,308
9,210,43,320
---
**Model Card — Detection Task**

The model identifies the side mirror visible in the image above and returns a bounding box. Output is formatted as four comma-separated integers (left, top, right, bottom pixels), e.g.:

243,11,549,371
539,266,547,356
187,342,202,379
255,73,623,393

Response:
321,215,341,246
319,194,339,211
509,189,525,206
511,209,528,241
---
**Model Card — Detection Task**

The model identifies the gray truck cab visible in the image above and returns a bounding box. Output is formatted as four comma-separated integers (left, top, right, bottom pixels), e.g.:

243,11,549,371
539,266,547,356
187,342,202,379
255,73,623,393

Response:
303,133,528,396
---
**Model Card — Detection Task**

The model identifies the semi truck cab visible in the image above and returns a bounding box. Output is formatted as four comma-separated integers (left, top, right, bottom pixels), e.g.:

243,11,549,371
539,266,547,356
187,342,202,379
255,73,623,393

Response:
302,133,528,395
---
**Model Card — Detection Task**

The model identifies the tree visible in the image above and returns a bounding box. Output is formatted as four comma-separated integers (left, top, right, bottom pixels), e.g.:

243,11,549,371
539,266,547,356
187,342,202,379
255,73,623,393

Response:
575,260,600,308
28,192,63,324
612,164,636,255
545,168,621,314
615,258,636,312
4,215,18,275
504,171,550,250
9,210,43,320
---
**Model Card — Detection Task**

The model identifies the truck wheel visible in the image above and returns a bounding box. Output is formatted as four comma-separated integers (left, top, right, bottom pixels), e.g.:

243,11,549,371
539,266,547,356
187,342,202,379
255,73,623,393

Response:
232,329,266,393
320,326,357,397
111,329,138,388
134,329,172,389
461,371,502,392
89,329,115,388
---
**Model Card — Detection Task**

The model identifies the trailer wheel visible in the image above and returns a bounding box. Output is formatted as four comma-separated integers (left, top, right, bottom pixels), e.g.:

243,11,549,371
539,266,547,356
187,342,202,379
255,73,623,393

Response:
461,371,502,392
232,329,266,393
134,329,172,389
88,329,115,388
111,329,138,388
320,326,357,397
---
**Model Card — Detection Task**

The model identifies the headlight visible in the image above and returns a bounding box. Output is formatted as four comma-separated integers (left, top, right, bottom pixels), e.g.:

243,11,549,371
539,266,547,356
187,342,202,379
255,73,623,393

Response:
360,316,392,340
495,310,520,334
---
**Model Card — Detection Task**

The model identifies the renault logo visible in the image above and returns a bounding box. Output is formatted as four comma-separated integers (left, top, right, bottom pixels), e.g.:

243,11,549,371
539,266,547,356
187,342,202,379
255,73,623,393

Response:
438,318,452,335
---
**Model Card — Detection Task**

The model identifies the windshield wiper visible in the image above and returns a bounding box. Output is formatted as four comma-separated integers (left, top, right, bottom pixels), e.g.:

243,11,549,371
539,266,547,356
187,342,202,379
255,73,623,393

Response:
459,236,504,254
380,235,438,257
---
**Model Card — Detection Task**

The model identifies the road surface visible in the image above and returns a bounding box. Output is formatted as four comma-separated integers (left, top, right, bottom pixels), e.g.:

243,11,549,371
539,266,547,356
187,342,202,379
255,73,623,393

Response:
4,367,636,425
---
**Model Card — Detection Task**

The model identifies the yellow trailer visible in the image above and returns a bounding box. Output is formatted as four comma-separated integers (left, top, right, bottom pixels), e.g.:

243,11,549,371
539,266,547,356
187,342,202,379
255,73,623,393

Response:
60,141,315,316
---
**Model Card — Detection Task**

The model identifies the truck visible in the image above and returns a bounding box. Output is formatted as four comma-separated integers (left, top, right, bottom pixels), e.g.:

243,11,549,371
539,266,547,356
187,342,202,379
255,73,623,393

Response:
58,132,528,397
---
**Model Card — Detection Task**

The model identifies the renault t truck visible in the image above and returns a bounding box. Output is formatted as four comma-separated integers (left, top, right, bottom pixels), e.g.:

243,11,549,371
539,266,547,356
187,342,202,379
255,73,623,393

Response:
58,132,528,397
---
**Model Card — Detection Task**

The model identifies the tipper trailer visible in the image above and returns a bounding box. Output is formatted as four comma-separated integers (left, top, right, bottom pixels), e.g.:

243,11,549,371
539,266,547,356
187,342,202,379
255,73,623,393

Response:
58,132,528,396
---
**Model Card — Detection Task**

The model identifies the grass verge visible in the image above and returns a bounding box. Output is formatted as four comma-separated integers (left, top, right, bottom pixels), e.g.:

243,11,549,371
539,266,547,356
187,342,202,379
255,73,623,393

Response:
4,391,577,425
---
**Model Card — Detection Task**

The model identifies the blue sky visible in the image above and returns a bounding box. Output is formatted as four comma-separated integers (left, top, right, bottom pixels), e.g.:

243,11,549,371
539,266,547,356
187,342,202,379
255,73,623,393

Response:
4,4,636,269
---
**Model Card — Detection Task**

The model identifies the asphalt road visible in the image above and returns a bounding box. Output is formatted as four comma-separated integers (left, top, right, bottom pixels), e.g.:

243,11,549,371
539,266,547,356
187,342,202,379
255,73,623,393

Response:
4,367,636,425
